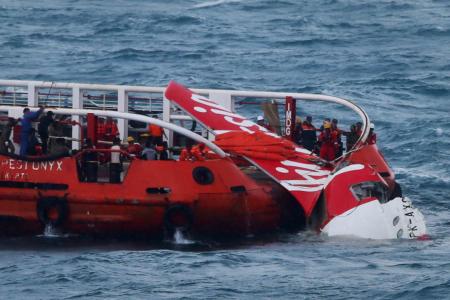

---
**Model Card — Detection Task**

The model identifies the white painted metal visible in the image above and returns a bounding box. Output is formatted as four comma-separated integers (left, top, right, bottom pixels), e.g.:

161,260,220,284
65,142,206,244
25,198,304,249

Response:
0,106,227,158
72,86,82,149
321,197,427,239
0,79,371,147
117,88,128,141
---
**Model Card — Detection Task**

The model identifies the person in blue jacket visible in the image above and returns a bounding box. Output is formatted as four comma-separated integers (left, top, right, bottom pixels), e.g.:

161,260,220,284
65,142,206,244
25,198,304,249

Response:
20,106,44,156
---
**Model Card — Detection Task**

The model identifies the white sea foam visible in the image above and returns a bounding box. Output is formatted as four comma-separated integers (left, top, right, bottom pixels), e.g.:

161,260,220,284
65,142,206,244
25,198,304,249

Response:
193,0,244,9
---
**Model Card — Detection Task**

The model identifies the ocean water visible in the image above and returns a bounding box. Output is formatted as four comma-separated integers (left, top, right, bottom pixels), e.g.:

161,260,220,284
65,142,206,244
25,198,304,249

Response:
0,0,450,299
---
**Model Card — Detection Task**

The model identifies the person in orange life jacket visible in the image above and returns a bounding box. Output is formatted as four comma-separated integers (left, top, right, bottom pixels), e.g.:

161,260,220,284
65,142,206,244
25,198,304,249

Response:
256,115,274,132
105,117,119,141
20,106,44,156
192,143,208,160
331,118,343,157
148,115,166,145
179,143,203,161
301,115,317,151
318,121,338,161
126,136,142,157
367,123,377,144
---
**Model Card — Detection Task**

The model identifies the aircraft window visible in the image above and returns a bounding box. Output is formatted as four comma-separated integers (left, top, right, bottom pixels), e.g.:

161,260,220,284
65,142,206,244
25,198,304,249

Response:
350,181,388,203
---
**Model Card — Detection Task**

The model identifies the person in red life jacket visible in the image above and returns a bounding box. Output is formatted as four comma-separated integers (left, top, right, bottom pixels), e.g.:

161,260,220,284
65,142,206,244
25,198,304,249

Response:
256,115,274,132
331,118,343,157
179,143,194,161
301,116,317,151
318,121,338,161
148,115,166,145
367,123,377,144
179,142,205,161
126,136,142,157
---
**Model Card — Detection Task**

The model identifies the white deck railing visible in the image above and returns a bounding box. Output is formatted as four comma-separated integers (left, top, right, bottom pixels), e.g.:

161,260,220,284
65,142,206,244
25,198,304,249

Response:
0,79,370,150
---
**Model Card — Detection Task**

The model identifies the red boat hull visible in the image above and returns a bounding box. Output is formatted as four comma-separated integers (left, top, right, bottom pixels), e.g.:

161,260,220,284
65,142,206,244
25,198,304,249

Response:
0,155,295,238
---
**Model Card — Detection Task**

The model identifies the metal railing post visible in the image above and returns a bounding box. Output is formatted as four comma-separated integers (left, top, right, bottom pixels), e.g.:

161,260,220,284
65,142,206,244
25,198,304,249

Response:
163,93,173,149
117,88,128,141
27,83,39,107
208,91,234,112
72,86,82,149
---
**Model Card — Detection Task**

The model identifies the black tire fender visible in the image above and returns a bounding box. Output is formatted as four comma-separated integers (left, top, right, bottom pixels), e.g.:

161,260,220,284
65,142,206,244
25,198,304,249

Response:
164,204,194,232
36,196,69,227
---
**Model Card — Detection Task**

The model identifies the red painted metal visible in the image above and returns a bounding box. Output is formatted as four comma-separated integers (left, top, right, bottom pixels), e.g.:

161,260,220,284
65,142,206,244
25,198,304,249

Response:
284,96,296,140
87,113,97,144
0,154,282,237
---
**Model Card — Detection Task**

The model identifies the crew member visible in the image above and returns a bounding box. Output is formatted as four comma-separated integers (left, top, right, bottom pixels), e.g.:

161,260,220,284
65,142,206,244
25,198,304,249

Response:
343,124,359,151
81,138,98,182
38,111,55,154
318,121,338,161
126,136,142,157
367,123,377,144
192,143,207,161
156,141,169,160
20,106,44,156
179,143,195,161
148,115,166,145
355,122,363,137
301,116,317,151
141,140,157,160
293,116,303,145
104,117,119,141
256,115,274,132
331,118,343,157
0,118,18,154
27,128,41,156
110,137,122,183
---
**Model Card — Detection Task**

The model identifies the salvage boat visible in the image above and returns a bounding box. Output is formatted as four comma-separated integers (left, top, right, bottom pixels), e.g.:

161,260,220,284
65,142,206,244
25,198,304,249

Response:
0,80,427,240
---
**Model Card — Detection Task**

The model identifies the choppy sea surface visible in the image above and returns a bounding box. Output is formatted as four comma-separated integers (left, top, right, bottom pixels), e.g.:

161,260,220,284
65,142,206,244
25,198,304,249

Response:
0,0,449,299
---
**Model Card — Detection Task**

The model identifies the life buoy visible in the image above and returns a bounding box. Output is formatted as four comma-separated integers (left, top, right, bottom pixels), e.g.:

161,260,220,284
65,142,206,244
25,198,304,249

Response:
192,166,214,185
36,197,69,227
164,204,193,232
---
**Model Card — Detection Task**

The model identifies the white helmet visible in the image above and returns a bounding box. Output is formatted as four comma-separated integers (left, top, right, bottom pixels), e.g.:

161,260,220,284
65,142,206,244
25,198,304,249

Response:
257,115,264,121
370,123,375,129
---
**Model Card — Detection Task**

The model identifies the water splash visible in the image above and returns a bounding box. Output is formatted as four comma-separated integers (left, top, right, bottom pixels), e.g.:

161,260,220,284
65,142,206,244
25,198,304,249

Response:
173,228,195,245
42,224,61,238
